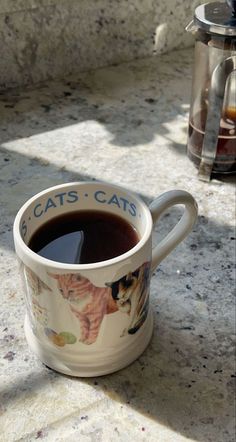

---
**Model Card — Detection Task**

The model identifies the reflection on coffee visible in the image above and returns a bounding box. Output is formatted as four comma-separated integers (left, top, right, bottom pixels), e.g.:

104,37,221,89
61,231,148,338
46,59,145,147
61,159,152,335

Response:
29,210,139,264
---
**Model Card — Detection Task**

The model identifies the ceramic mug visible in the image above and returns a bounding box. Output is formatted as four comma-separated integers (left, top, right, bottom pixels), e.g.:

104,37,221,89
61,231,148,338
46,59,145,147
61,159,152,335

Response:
13,182,198,377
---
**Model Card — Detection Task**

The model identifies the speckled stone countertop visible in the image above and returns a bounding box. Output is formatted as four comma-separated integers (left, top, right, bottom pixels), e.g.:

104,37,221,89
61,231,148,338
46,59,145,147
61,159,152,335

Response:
0,48,235,442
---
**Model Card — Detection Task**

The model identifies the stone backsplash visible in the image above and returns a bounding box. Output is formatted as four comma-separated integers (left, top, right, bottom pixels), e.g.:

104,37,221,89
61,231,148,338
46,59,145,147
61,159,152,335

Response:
0,0,206,90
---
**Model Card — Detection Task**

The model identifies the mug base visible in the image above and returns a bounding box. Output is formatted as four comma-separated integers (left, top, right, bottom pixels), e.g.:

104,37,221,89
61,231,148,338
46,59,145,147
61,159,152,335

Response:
24,311,154,377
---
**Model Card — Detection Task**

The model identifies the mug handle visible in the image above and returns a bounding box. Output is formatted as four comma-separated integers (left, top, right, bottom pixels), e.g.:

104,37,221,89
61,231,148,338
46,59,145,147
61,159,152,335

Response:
149,190,198,272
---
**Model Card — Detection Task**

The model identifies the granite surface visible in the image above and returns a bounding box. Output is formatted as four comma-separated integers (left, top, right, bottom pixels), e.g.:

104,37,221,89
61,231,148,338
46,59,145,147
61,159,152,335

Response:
0,48,235,442
0,0,206,90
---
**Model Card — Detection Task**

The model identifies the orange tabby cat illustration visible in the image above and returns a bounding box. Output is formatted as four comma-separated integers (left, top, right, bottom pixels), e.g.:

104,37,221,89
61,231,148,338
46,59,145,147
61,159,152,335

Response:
49,273,118,344
49,262,150,345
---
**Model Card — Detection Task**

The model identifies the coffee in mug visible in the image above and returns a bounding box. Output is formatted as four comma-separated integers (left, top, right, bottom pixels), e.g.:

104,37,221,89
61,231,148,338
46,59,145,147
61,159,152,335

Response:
28,210,139,264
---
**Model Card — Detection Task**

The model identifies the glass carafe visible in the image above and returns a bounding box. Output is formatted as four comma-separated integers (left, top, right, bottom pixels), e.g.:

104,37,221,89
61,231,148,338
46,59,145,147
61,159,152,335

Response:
186,1,236,181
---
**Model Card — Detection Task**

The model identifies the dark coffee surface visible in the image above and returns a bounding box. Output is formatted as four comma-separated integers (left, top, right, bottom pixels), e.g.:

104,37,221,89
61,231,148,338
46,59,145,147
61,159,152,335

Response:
28,210,139,264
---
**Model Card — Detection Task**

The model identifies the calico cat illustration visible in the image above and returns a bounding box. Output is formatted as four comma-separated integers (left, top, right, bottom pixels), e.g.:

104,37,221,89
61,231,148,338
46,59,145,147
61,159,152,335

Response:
107,262,150,335
49,262,150,345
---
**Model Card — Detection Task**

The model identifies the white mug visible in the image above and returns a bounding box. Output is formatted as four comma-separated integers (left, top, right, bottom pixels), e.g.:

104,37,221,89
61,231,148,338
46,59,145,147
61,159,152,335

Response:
13,182,198,377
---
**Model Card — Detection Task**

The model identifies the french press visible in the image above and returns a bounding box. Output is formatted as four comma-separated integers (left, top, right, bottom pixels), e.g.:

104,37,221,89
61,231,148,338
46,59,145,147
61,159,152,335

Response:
186,1,236,181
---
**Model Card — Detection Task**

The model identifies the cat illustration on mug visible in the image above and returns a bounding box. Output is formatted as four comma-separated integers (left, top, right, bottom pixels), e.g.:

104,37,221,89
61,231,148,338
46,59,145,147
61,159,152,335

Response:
49,261,150,345
107,261,150,336
19,262,51,327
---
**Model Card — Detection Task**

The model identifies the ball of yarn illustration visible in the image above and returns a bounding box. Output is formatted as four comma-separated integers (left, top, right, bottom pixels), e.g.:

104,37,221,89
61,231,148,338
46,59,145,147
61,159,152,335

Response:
44,328,76,346
59,332,77,344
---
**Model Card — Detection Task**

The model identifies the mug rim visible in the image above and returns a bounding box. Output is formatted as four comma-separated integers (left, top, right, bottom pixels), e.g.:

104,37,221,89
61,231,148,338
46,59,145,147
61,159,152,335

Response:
13,181,153,270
